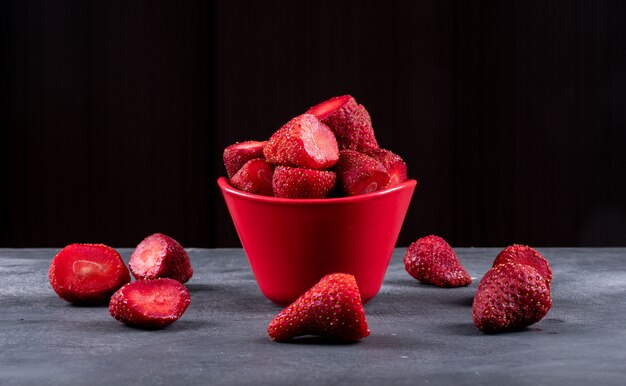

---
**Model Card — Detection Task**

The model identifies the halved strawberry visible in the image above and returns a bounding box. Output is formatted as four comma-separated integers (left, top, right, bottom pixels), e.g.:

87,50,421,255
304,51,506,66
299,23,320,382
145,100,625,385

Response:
363,148,408,187
223,140,268,178
129,233,193,283
307,95,378,151
109,278,191,329
263,114,339,170
267,273,370,342
272,166,336,199
335,150,390,196
492,245,552,286
48,244,130,305
230,158,274,196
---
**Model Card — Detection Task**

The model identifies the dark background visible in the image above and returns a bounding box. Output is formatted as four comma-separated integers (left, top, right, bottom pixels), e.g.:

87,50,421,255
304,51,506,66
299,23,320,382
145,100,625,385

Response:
1,0,625,248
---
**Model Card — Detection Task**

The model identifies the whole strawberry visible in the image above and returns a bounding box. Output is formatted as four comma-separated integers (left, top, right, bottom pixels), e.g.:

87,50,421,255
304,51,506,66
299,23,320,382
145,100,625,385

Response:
404,235,471,287
493,244,552,286
472,262,552,333
267,273,370,342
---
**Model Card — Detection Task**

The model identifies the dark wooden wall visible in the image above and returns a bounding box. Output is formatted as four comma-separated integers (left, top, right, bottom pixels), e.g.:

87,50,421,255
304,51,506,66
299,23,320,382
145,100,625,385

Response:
1,0,625,248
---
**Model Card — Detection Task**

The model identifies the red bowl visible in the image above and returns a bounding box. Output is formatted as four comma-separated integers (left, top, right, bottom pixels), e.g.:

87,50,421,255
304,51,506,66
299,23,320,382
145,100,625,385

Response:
218,177,417,305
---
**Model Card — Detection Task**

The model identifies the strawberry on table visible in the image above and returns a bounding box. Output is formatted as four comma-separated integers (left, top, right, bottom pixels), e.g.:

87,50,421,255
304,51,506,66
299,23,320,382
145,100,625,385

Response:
307,95,378,151
129,233,193,283
472,262,552,333
263,114,339,170
109,278,191,329
335,150,390,196
48,244,130,305
230,158,274,196
492,244,552,286
268,273,370,342
272,166,336,199
223,140,268,178
404,235,472,288
363,148,408,187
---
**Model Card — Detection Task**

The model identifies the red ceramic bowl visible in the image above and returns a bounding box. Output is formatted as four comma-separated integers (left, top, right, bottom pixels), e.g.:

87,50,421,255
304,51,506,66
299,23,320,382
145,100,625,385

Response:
218,177,417,305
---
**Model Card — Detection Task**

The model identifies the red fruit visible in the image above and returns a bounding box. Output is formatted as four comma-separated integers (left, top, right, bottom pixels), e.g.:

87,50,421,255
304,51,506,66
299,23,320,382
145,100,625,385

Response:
493,245,552,286
335,150,390,196
129,233,193,283
48,244,130,305
223,140,267,178
109,278,191,329
307,95,378,151
404,235,472,288
230,158,274,196
263,114,339,170
472,262,552,333
363,148,408,187
268,273,370,342
272,166,336,199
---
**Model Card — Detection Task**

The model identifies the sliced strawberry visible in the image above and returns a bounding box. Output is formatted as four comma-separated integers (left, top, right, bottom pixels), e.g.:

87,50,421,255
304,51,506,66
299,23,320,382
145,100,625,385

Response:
492,245,552,286
223,140,267,178
473,262,552,333
48,244,130,305
263,114,339,170
335,150,390,196
267,273,370,342
307,95,378,151
230,158,274,196
129,233,193,283
404,235,472,288
272,166,336,199
363,148,408,187
109,278,191,329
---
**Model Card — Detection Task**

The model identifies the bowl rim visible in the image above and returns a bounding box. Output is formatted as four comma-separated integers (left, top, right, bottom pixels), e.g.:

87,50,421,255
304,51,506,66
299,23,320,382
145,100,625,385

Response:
218,176,417,205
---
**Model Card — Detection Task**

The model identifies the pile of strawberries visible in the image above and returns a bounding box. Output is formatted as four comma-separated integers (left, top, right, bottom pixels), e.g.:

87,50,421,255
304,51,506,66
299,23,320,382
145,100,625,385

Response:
223,95,408,198
49,233,193,329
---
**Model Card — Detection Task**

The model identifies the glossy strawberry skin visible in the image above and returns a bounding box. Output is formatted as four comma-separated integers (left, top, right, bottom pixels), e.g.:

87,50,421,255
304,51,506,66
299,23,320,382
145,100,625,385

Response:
48,244,130,305
272,166,336,199
267,273,370,342
223,140,268,178
109,278,191,329
129,233,193,283
473,262,552,333
335,150,390,196
230,158,274,196
263,114,339,170
404,235,471,288
493,244,552,286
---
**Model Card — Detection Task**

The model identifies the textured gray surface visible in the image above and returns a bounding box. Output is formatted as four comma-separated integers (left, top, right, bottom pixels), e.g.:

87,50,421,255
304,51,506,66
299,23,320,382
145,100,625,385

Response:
1,248,625,385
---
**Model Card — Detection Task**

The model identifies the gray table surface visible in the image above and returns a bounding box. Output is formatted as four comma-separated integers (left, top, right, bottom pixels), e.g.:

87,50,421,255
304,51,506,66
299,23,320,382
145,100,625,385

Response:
1,248,625,386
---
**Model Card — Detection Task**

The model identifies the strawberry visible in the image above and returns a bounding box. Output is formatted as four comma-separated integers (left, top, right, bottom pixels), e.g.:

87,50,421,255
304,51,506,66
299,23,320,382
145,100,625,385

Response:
272,166,336,199
263,114,339,170
223,140,268,178
129,233,193,283
307,95,378,151
335,150,390,196
492,244,552,286
472,262,552,333
230,158,274,196
267,273,370,342
363,148,408,187
404,235,471,288
109,278,191,329
48,244,130,305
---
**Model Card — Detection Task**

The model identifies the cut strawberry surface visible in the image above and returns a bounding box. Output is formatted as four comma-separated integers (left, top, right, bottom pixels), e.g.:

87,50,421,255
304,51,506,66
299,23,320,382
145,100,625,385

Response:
230,158,274,196
364,148,408,187
223,140,267,178
109,278,191,329
492,245,552,286
129,233,193,283
272,166,336,199
307,95,378,151
335,150,390,196
48,244,130,305
264,114,339,170
267,273,370,342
